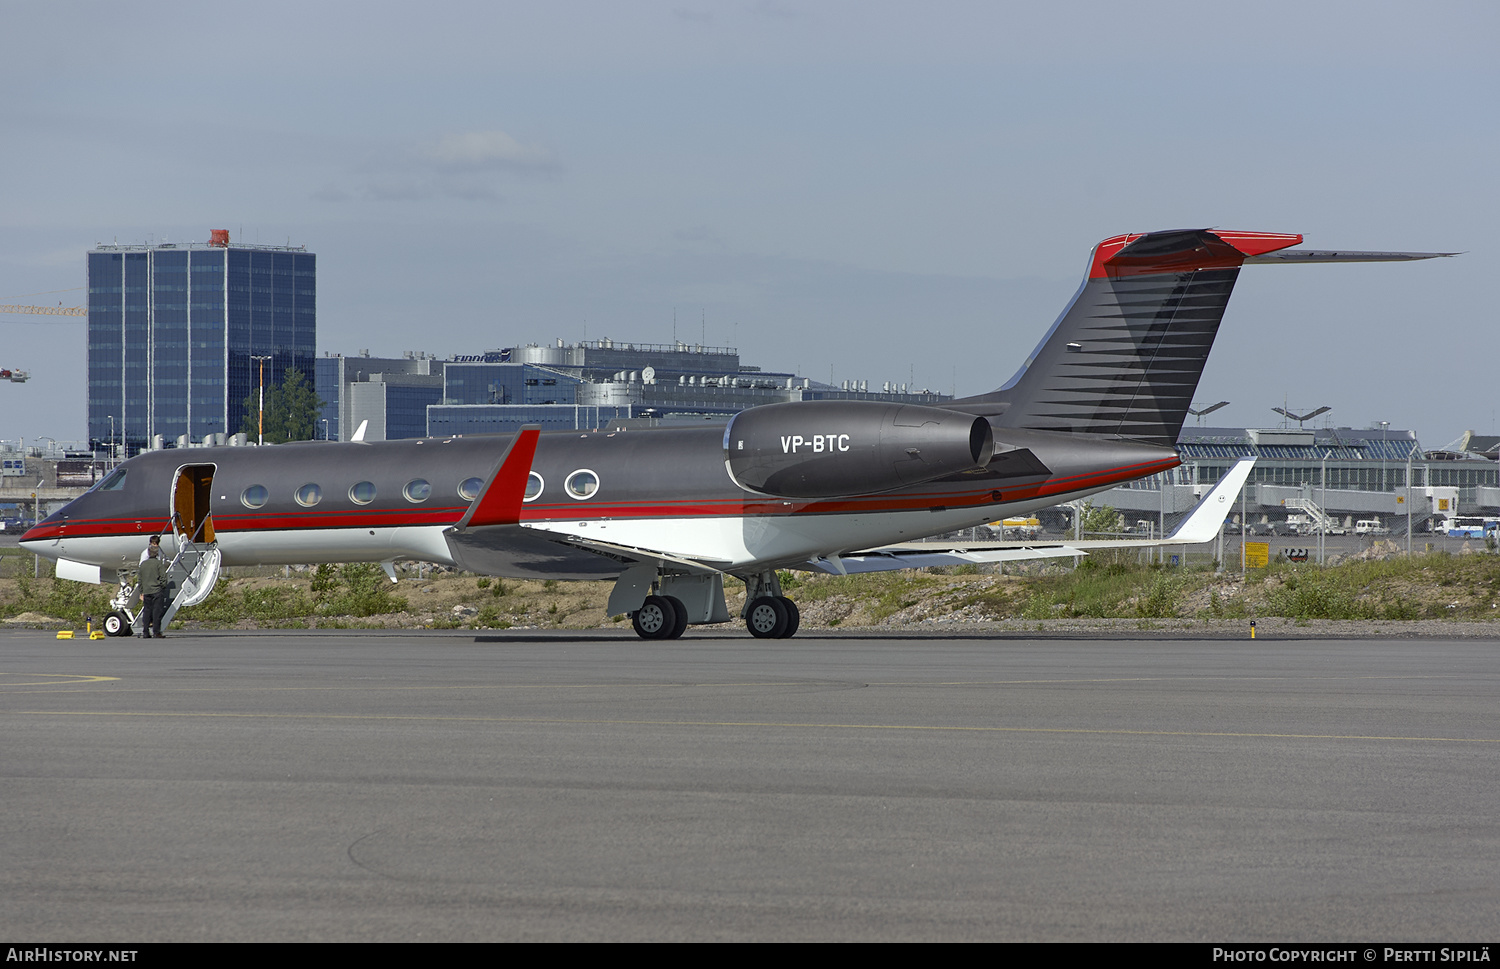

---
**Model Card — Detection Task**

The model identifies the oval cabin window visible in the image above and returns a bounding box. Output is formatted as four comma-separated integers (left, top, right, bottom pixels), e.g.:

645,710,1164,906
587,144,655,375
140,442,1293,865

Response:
295,483,322,507
564,469,599,500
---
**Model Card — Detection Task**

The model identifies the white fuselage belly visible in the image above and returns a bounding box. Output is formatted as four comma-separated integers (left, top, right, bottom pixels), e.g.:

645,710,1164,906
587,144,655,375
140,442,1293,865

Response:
523,492,1075,568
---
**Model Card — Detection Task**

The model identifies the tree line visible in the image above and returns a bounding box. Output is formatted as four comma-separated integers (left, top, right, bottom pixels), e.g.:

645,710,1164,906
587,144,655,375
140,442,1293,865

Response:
239,368,327,444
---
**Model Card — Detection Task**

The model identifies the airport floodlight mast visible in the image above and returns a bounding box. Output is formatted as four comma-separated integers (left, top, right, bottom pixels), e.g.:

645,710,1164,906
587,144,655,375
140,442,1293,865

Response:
252,355,274,445
1273,405,1332,428
1188,401,1230,424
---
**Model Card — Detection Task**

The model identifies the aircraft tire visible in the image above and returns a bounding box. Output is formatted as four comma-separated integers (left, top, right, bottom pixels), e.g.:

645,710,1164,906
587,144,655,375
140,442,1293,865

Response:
777,598,800,638
103,611,129,637
662,595,689,639
746,596,788,639
632,595,676,640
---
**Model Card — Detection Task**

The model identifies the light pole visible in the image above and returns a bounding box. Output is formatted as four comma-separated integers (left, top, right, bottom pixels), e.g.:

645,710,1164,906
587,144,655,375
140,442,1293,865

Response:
252,356,274,445
320,418,329,441
1406,447,1414,557
1379,420,1390,493
106,415,115,468
1320,450,1330,565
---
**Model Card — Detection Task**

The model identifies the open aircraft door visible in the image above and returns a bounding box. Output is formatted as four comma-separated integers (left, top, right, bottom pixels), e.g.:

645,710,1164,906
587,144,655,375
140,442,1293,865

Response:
161,464,223,625
172,464,217,545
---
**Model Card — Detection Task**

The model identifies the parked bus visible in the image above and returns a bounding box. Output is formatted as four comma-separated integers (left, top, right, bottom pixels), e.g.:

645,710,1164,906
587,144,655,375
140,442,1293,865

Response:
1436,516,1499,538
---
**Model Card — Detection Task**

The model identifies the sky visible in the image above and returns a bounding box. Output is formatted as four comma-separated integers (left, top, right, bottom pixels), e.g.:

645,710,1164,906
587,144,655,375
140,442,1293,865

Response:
2,1,1495,450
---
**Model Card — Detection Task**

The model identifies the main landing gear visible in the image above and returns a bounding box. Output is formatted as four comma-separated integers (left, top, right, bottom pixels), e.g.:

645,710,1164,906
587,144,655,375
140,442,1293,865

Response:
632,594,689,640
618,568,801,640
741,570,800,639
746,595,800,639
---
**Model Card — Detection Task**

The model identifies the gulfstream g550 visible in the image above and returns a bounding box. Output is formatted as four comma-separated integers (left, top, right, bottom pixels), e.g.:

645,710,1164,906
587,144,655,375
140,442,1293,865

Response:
24,229,1448,638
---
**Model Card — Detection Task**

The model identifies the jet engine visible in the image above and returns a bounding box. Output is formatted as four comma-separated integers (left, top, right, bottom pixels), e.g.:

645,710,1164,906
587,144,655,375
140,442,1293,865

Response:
723,400,995,498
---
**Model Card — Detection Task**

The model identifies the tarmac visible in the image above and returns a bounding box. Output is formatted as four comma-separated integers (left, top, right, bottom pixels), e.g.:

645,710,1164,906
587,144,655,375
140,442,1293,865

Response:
2,627,1496,941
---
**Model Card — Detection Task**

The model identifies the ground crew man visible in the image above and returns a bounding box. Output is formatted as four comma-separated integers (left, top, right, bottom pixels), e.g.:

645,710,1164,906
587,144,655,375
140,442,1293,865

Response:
138,545,168,639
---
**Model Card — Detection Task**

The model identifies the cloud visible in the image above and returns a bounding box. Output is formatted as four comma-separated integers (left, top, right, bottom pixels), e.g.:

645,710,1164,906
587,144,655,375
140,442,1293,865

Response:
674,224,727,249
315,178,502,204
311,183,354,203
426,130,559,173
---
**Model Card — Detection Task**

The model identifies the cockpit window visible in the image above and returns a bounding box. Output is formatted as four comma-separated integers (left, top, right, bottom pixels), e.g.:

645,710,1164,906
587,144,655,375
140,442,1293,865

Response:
96,468,127,492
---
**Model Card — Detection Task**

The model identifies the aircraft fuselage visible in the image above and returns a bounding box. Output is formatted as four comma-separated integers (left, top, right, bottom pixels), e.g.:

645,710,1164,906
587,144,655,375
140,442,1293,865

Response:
21,424,1177,580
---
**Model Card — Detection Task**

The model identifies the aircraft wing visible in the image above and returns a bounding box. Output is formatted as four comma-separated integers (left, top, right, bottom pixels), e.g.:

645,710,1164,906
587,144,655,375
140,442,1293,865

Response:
1066,456,1255,548
812,458,1255,574
444,427,732,578
534,531,732,575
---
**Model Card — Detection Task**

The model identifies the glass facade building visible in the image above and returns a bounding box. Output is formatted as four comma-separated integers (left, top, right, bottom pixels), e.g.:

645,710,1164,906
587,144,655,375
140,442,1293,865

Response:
87,236,315,453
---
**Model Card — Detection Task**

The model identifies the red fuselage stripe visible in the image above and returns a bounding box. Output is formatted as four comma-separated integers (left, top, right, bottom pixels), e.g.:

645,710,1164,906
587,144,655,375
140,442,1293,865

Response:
23,457,1177,542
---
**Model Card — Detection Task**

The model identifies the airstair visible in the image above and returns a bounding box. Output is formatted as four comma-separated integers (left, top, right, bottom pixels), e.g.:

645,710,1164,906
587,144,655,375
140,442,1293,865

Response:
103,462,227,637
1283,497,1336,534
104,531,224,637
160,538,223,626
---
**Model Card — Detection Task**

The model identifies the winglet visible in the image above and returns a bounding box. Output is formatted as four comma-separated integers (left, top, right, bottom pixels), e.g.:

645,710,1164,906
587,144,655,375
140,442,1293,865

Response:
452,425,542,530
1163,457,1256,544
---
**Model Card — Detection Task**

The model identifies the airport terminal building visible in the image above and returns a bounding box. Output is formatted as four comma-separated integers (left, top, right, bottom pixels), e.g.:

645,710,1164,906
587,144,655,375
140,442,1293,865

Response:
316,339,951,442
86,231,315,454
1096,424,1500,531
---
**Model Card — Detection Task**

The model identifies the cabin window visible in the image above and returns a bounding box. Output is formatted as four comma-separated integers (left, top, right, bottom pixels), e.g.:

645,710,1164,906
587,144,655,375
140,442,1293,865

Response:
349,481,377,505
457,477,484,501
564,469,599,499
404,479,431,503
241,485,269,508
295,483,322,507
524,472,544,502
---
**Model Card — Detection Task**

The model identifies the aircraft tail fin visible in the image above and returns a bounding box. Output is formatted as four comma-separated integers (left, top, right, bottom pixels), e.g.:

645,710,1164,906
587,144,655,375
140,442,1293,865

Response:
967,230,1454,448
965,229,1300,447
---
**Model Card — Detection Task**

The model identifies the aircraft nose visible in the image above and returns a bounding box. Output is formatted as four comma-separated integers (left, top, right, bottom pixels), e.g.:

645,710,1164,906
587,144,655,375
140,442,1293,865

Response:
18,517,59,555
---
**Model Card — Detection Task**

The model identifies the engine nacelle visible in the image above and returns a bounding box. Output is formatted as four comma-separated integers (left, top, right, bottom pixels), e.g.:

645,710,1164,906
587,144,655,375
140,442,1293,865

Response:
723,400,995,498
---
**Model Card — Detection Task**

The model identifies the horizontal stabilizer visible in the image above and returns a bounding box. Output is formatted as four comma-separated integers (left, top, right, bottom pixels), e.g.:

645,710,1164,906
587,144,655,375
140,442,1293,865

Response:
1244,249,1457,264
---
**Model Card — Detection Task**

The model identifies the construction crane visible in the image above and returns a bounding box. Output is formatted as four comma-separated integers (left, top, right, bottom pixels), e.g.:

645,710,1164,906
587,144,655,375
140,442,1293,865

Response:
0,304,86,317
1,294,86,383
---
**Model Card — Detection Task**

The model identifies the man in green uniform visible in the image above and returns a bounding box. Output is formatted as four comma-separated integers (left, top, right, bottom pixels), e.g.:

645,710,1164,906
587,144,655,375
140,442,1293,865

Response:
138,545,168,639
